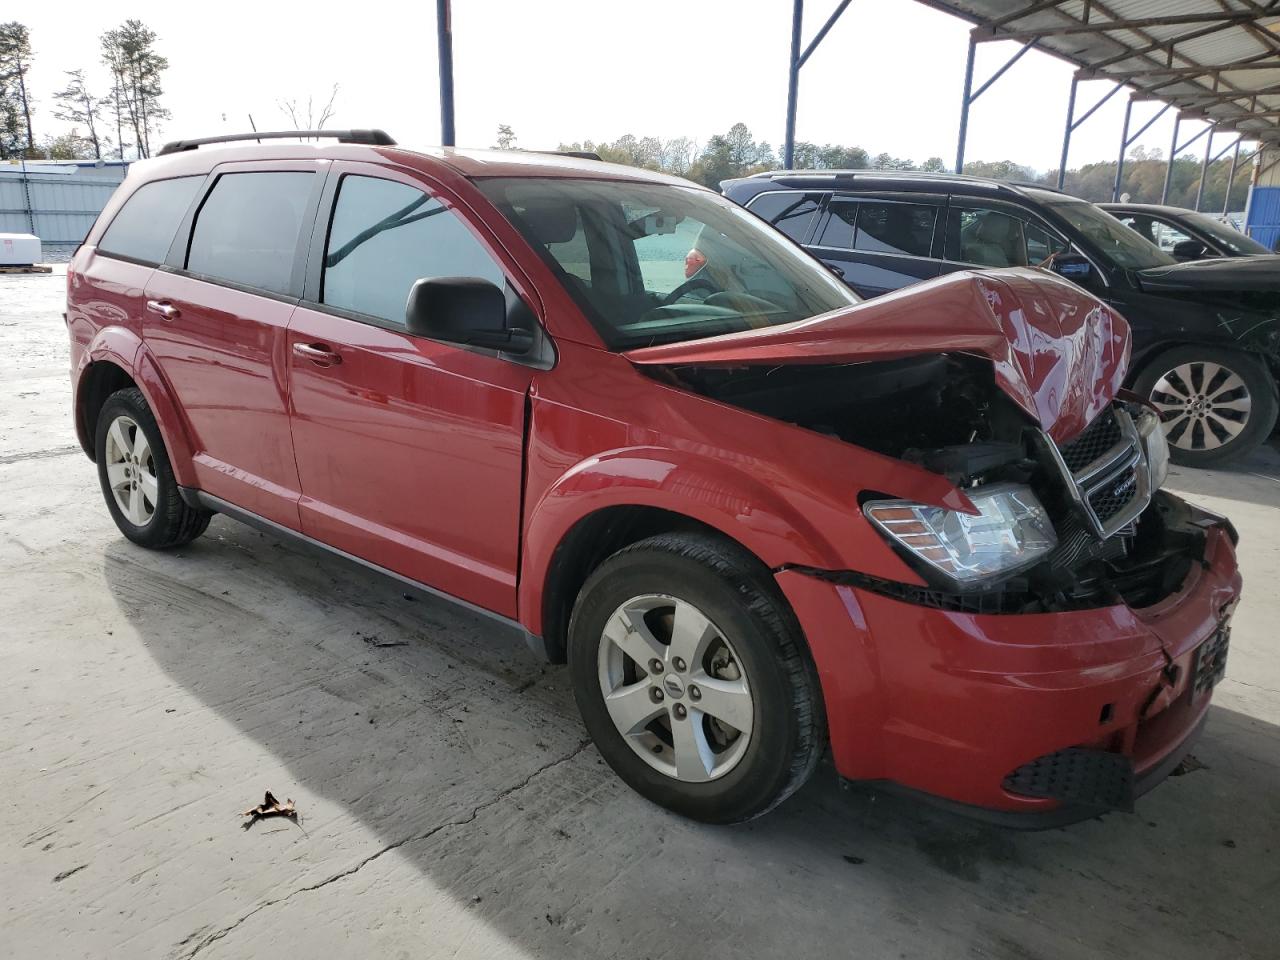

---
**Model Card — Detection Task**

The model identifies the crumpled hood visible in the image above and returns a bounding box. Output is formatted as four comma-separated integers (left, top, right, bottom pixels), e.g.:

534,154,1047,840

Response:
625,268,1131,443
1138,255,1280,293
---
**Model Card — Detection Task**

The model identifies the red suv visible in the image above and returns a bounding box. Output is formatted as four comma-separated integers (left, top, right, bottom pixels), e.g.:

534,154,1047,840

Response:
67,130,1240,826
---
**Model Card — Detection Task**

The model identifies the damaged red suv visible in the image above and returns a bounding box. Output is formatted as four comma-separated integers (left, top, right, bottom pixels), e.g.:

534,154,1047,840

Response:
67,130,1240,826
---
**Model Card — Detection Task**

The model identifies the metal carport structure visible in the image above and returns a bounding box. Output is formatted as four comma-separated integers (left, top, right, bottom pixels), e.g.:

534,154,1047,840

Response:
781,1,1280,233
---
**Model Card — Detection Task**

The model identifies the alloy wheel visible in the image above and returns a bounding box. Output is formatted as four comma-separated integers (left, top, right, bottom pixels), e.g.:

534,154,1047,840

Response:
597,594,754,782
1149,361,1252,453
104,414,158,526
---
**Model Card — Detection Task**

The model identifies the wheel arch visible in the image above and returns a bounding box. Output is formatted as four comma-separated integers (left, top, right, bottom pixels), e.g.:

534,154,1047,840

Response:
522,450,843,663
76,332,197,485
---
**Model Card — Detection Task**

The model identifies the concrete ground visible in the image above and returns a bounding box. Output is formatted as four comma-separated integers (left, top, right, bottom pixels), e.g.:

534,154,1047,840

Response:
2,267,1278,960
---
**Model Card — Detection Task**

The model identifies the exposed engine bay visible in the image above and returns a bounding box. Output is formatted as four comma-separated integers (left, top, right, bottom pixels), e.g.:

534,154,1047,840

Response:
657,354,1230,614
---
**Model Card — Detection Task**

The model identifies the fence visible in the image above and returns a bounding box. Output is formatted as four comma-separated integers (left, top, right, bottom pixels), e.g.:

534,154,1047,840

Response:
0,165,128,247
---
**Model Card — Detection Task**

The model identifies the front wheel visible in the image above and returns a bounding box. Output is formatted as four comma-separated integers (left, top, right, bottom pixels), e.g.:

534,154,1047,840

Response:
568,532,825,823
1134,347,1278,468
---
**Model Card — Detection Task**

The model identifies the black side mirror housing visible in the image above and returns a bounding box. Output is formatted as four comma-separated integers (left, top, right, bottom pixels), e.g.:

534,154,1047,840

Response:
1049,252,1093,282
1172,238,1207,261
405,277,534,354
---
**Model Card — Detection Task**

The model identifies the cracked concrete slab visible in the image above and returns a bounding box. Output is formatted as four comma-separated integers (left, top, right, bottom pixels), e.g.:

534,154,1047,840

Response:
2,267,1279,959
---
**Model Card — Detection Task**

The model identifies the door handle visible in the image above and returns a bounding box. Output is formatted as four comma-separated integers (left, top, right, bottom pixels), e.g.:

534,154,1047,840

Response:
293,342,342,367
146,299,180,321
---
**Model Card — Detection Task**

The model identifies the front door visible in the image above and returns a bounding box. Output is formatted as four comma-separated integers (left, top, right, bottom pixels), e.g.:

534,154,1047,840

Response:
143,162,324,527
286,166,535,617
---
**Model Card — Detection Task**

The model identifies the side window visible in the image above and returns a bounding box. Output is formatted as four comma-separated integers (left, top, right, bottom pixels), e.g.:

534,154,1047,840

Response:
322,175,505,325
98,176,203,265
817,200,857,249
187,172,314,295
1150,216,1193,251
854,202,937,257
946,207,1028,267
746,192,821,242
1024,221,1069,264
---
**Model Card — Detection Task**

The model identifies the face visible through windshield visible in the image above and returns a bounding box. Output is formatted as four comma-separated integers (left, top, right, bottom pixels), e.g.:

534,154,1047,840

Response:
478,177,858,349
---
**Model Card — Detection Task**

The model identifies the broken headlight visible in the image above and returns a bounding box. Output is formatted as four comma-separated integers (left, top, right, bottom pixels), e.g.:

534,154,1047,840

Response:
864,483,1058,588
1136,407,1169,490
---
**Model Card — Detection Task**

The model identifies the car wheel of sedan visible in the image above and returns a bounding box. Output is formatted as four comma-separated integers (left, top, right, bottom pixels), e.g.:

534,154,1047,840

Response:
1134,347,1278,468
568,531,825,823
95,387,213,548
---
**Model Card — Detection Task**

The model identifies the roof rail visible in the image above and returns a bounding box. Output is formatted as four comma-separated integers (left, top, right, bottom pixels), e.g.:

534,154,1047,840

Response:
156,129,396,156
535,150,602,161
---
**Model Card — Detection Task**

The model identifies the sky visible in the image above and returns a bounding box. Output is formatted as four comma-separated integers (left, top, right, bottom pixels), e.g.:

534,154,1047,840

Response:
14,0,1227,172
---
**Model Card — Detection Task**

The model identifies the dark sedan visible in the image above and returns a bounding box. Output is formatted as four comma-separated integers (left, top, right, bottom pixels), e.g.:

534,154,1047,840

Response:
1100,202,1273,261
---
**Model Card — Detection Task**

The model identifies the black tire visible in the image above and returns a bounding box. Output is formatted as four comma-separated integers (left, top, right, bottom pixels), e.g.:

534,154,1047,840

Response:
95,387,212,548
1133,346,1278,468
568,531,825,823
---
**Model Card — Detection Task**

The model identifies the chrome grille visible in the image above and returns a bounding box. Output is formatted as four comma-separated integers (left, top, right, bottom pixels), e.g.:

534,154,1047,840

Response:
1047,407,1150,540
1058,412,1123,473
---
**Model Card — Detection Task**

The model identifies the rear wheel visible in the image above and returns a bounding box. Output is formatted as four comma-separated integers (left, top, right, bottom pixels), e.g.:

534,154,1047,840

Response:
1134,346,1277,467
95,387,212,548
568,532,825,823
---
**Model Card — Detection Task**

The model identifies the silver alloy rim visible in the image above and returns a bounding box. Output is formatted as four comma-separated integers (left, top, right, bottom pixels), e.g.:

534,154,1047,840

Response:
1149,361,1252,453
104,415,158,526
597,594,753,782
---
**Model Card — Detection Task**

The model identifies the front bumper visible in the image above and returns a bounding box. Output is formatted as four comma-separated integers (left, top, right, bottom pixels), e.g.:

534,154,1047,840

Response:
776,506,1240,826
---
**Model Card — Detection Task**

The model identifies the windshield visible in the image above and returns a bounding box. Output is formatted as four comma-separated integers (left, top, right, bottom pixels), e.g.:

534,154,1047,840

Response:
1038,194,1176,270
478,177,858,349
1182,211,1272,256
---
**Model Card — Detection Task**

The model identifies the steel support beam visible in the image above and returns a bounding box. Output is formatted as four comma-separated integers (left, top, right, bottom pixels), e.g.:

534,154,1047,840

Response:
436,0,455,146
1162,119,1213,203
1195,125,1216,210
1058,80,1122,189
980,12,1252,43
954,35,1037,174
1113,100,1172,200
783,0,852,169
1224,137,1245,216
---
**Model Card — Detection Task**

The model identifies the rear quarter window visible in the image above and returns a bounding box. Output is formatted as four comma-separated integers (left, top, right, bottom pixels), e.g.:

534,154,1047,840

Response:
97,176,204,265
746,191,822,242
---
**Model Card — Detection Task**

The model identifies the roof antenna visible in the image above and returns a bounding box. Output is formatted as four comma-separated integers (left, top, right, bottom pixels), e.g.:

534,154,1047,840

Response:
247,114,260,144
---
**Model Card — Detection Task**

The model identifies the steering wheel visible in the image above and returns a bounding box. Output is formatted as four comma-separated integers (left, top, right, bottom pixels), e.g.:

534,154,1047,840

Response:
660,276,717,307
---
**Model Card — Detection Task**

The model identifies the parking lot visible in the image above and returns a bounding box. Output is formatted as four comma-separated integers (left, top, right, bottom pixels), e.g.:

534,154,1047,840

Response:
2,266,1277,959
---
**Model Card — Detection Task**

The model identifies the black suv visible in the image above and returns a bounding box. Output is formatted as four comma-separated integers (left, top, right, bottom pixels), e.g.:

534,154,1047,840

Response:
722,171,1280,467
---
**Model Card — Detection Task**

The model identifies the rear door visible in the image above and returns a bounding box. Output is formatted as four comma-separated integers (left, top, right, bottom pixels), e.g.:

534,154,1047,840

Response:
285,163,537,617
808,193,944,297
143,160,325,528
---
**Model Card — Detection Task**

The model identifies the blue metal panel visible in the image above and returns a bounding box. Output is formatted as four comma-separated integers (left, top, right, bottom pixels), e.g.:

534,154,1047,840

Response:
1246,186,1280,252
0,172,125,245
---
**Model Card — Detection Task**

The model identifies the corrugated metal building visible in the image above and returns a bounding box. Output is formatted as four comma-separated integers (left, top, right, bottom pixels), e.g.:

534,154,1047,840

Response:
0,160,129,247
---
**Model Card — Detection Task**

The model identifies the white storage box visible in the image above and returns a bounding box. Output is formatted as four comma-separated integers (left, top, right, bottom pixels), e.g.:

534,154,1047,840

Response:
0,234,42,266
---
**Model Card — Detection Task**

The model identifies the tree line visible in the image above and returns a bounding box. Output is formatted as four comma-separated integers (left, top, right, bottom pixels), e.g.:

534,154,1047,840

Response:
0,19,168,161
501,121,1253,212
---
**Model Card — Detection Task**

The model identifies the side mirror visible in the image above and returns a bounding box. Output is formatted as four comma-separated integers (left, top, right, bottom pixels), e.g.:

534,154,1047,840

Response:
405,277,534,354
1172,238,1207,261
1049,252,1093,282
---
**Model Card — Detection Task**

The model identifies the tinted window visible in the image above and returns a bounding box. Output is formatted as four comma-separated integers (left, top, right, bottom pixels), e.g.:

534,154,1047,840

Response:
818,200,857,249
747,192,821,242
323,175,505,325
854,202,936,257
1024,221,1069,263
98,176,203,265
480,177,857,349
187,172,314,294
947,207,1028,267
